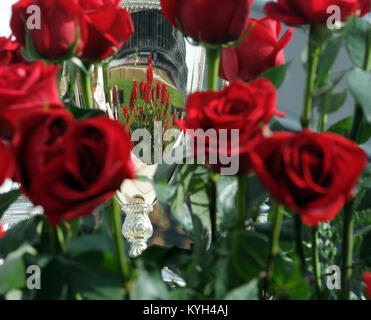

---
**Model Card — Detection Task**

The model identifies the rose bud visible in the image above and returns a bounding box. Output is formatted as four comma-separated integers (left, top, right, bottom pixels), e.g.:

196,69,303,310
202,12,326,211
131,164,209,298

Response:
161,0,253,44
221,17,294,82
11,0,88,59
264,0,360,25
77,0,134,61
0,61,63,140
0,36,25,66
358,0,371,16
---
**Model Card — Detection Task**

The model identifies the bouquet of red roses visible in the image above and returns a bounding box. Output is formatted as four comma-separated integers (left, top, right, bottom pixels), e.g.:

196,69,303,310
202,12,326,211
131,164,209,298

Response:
0,0,371,301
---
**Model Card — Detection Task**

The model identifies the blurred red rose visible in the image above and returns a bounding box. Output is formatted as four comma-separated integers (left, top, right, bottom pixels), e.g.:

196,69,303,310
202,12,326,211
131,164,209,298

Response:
0,37,25,66
364,272,371,299
0,61,63,140
178,79,282,175
251,130,367,227
220,17,294,82
11,0,88,60
0,224,6,239
76,0,134,61
264,0,359,25
13,111,135,226
161,0,253,44
0,140,15,186
358,0,371,16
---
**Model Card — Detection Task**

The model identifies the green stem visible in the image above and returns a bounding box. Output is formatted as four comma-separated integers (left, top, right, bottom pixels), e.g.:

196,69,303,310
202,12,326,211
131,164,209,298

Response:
301,26,321,129
349,105,363,142
111,196,130,288
340,22,371,301
262,203,284,299
311,227,322,299
341,202,354,300
205,47,221,244
206,47,221,91
80,63,94,110
236,176,247,230
319,113,328,132
294,215,307,273
208,177,217,244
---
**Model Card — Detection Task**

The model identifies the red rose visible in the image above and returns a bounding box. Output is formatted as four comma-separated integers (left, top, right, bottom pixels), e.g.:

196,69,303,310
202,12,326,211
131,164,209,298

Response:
161,0,253,44
358,0,371,16
178,79,282,175
0,61,63,139
264,0,359,25
251,130,367,227
364,272,371,299
76,0,134,61
11,0,88,60
13,110,135,226
0,140,15,186
0,37,25,66
0,224,6,239
220,17,294,82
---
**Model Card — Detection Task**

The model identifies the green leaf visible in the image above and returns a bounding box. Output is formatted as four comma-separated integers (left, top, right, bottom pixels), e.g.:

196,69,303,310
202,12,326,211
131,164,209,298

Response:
246,174,269,221
23,27,44,62
0,244,36,295
253,219,307,242
131,269,169,300
360,231,371,267
0,216,42,258
270,118,285,132
359,164,371,189
224,279,259,300
272,257,311,300
172,164,197,211
153,184,177,207
327,116,371,144
259,61,292,89
70,57,89,75
318,89,347,114
356,189,371,211
217,176,237,224
38,253,124,300
231,231,269,283
189,188,210,232
348,68,371,123
169,288,203,300
346,18,370,68
317,35,343,86
156,164,198,233
67,105,106,120
0,189,21,219
154,163,177,184
140,245,192,270
67,234,114,257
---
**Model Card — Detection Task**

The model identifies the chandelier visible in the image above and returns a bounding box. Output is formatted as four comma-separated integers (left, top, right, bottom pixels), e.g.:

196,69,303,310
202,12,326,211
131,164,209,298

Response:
121,0,161,12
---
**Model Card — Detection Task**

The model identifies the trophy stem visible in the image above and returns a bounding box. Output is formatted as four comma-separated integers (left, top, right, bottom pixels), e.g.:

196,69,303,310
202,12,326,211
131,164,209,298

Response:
121,195,154,257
